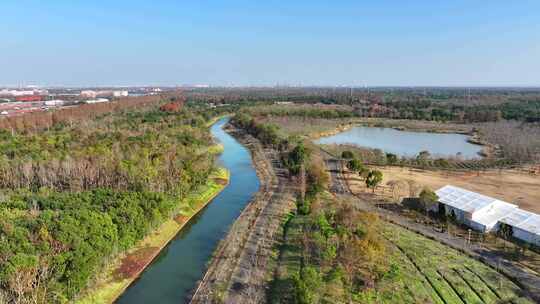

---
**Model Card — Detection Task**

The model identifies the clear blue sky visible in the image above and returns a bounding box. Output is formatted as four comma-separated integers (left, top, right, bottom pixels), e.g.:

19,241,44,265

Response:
2,0,539,87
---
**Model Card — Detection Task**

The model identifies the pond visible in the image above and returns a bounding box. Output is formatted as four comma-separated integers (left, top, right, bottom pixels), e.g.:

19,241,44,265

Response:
116,117,260,304
315,126,483,159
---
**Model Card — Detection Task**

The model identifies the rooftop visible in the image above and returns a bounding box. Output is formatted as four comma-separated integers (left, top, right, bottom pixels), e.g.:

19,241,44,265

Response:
436,185,517,214
437,185,540,236
500,209,540,236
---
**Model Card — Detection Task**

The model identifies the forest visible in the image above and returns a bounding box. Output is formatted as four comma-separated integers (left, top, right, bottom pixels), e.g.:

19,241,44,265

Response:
0,97,222,303
184,87,540,123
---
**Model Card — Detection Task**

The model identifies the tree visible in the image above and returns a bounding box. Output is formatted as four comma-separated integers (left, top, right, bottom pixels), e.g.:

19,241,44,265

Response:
365,170,383,192
406,179,421,197
386,153,398,165
341,150,355,159
419,187,439,213
434,158,450,168
358,166,370,180
386,180,407,202
346,158,363,173
293,266,323,304
416,150,431,167
286,143,310,175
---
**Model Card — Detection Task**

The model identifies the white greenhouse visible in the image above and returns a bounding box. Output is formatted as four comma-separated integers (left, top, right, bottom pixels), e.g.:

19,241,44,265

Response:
499,209,540,247
435,185,518,232
435,185,540,247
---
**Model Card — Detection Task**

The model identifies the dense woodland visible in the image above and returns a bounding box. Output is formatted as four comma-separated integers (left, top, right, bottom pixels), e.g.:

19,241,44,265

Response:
185,87,540,123
0,98,222,303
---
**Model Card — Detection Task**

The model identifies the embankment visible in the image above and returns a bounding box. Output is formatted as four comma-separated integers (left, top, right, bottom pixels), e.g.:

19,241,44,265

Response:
75,168,230,304
190,124,295,304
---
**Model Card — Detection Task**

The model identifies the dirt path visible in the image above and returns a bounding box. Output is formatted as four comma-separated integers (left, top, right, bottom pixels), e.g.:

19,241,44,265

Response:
190,126,295,304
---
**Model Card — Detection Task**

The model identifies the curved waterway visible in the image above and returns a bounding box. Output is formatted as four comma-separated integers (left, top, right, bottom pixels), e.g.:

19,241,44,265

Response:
116,118,260,304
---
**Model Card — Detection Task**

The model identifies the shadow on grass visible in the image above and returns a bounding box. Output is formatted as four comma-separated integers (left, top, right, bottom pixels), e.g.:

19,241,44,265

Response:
266,277,296,304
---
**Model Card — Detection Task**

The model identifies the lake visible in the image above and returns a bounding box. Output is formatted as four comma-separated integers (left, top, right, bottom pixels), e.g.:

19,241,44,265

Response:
315,126,483,159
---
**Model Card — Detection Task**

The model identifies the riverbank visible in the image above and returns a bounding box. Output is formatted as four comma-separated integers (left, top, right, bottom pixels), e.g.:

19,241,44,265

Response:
190,124,295,304
75,168,230,304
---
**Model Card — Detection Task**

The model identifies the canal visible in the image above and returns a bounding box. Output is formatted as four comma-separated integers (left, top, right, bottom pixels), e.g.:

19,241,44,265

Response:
116,117,260,303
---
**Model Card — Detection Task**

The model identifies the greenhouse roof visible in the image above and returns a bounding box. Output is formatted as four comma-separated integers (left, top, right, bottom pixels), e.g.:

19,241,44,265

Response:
435,185,517,214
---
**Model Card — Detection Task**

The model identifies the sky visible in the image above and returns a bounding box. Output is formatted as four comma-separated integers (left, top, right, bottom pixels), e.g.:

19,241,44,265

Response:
1,0,540,87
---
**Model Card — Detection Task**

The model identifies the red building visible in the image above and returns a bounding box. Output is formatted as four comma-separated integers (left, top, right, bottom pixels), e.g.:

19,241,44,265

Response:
15,95,43,102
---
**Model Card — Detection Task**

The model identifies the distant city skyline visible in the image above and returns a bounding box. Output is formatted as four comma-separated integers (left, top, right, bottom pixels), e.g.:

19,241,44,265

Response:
2,1,539,87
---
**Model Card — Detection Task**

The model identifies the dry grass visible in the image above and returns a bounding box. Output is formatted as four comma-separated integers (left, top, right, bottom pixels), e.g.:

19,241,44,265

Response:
348,165,540,213
258,116,359,138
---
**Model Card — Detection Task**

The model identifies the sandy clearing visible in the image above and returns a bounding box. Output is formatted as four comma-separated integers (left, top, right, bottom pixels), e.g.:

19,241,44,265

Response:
365,166,540,213
343,165,540,214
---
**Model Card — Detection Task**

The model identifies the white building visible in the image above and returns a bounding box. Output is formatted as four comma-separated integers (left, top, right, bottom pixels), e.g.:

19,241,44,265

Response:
113,90,129,97
499,209,540,247
85,98,109,104
0,89,47,97
435,185,518,232
44,100,64,106
81,90,97,98
435,185,540,247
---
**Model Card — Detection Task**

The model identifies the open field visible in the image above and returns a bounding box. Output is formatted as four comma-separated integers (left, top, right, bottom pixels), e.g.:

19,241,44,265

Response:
76,168,229,304
364,166,540,213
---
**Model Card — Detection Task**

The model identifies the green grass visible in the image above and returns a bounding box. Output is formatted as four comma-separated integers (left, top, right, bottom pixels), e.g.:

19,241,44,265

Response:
383,225,534,304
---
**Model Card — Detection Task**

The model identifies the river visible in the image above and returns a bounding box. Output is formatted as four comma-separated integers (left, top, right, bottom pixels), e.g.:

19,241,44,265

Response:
116,117,260,304
315,126,483,159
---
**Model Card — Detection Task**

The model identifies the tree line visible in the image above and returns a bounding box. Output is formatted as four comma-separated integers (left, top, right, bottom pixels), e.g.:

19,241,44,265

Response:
0,103,219,303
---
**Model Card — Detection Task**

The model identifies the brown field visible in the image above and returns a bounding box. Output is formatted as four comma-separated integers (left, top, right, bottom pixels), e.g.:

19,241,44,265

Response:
361,166,540,213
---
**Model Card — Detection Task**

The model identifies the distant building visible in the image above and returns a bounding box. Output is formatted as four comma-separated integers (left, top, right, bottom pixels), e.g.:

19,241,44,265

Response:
113,90,129,97
16,95,43,102
80,90,97,98
44,100,64,106
0,89,48,97
85,98,109,104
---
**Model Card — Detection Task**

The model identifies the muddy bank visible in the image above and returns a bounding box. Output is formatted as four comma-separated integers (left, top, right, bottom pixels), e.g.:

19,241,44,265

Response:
190,124,295,304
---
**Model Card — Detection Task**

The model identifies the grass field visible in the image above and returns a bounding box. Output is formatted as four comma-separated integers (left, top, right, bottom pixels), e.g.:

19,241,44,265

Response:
381,225,533,304
75,168,230,304
270,211,534,304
